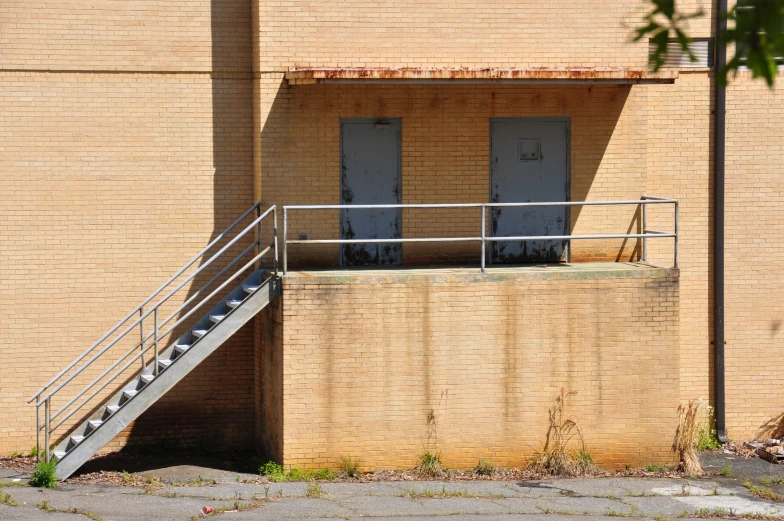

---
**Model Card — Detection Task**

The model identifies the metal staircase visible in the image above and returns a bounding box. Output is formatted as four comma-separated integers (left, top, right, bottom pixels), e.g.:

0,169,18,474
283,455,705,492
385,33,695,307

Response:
29,203,280,479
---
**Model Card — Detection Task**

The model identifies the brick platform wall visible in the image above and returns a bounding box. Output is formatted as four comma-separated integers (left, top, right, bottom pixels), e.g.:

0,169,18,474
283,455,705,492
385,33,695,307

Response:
267,266,680,470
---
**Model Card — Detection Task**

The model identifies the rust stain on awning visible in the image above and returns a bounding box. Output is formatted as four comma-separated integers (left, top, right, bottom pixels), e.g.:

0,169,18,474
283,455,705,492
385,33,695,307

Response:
285,67,678,85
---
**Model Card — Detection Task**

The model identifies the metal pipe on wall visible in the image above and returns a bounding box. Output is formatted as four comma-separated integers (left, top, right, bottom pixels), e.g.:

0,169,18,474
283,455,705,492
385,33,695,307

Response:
714,0,728,444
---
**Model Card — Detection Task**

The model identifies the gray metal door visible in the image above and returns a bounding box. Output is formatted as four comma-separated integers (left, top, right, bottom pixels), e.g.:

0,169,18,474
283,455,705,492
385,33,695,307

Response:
340,118,402,266
490,118,569,264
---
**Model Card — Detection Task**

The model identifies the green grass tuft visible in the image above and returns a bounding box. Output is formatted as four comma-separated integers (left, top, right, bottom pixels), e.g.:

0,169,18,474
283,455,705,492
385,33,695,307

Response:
259,461,335,482
416,451,446,478
744,480,783,502
474,459,495,476
694,402,722,451
37,501,103,521
306,482,323,498
341,457,361,478
0,492,18,506
30,459,57,488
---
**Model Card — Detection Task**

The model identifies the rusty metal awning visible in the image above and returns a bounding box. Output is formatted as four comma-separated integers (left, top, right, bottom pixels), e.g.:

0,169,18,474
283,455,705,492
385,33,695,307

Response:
286,67,678,85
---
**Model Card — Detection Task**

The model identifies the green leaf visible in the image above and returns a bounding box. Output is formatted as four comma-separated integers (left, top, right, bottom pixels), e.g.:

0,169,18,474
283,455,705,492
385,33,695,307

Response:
649,30,671,70
634,21,663,42
634,0,706,71
652,0,677,19
675,29,698,62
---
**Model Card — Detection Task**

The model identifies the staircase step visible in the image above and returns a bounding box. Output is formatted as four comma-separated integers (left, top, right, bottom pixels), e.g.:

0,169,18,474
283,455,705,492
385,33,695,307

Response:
47,260,279,479
242,283,261,294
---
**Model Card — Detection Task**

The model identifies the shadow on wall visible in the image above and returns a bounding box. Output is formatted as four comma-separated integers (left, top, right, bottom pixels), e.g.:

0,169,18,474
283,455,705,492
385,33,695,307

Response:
121,0,257,455
261,81,640,268
754,413,784,441
569,85,640,262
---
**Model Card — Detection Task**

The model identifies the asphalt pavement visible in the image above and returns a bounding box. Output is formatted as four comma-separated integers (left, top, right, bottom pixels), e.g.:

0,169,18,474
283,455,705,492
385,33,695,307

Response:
2,453,784,521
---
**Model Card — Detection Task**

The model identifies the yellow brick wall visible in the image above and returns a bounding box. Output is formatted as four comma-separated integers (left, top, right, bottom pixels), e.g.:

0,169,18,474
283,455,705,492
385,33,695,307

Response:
4,0,783,463
724,70,784,441
272,268,680,470
0,0,257,453
258,1,655,70
261,80,651,268
644,72,713,416
1,0,251,72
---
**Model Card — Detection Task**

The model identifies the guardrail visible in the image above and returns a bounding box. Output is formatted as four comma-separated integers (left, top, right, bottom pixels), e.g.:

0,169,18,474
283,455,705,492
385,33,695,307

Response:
282,195,678,274
29,203,278,462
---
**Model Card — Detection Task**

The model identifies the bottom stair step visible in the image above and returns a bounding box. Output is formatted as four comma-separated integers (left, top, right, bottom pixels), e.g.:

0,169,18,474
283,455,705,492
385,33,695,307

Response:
53,451,66,460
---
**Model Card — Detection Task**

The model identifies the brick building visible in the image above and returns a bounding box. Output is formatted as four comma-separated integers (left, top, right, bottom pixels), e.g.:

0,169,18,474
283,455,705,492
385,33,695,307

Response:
1,1,783,477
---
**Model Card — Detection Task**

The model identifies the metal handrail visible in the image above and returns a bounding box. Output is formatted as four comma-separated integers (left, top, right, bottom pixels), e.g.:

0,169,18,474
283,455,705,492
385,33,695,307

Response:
73,233,260,382
282,195,678,274
28,202,262,404
32,203,278,462
36,206,276,406
51,248,268,432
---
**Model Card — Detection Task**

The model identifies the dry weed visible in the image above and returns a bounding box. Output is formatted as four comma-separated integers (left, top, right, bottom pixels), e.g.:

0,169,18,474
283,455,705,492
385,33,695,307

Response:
530,388,598,477
673,400,704,476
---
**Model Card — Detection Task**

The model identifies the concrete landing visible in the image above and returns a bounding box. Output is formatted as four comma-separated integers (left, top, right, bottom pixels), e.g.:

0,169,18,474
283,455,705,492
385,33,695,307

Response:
283,262,677,285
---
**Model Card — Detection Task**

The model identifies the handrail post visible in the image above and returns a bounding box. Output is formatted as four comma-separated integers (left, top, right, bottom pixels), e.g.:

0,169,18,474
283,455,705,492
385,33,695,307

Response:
35,400,41,462
139,307,146,371
283,207,288,276
273,206,279,275
154,308,159,376
674,201,679,269
642,200,647,262
480,205,486,273
256,205,263,271
45,398,50,463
